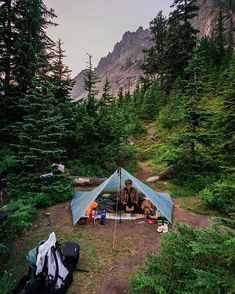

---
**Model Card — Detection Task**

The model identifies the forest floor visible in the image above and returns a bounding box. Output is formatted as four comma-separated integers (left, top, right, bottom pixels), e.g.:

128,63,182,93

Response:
8,161,212,294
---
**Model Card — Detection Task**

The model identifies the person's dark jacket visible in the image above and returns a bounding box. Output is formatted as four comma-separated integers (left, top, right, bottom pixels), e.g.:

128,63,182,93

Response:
119,187,138,205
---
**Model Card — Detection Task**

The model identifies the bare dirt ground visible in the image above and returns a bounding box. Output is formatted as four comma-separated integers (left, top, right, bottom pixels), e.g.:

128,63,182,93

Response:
136,162,155,180
173,198,209,228
43,203,162,294
38,162,210,294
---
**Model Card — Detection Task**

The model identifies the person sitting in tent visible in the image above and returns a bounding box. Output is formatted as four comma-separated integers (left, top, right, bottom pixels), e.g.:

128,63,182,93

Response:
141,199,155,216
119,179,139,213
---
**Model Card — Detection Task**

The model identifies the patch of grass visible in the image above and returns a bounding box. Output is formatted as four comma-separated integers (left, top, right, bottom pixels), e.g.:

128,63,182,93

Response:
126,160,139,174
180,196,221,216
4,206,149,294
147,179,197,199
147,160,168,174
170,185,197,198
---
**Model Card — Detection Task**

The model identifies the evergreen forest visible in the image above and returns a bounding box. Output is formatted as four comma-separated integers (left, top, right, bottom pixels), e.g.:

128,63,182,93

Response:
0,0,234,292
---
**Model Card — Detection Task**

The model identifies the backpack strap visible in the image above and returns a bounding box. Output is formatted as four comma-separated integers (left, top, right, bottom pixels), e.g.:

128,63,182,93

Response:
50,246,60,289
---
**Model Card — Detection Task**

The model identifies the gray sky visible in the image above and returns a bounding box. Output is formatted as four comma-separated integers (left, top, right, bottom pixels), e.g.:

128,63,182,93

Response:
44,0,173,76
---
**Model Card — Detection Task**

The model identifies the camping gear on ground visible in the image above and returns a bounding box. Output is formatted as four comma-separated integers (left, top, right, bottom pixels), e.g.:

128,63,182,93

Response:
157,225,164,233
155,209,161,219
96,194,118,212
63,242,80,273
52,163,65,173
157,216,168,226
88,211,93,222
42,212,51,226
93,211,99,224
40,172,53,182
145,218,157,225
162,223,169,233
12,232,80,294
141,199,155,215
86,201,98,216
71,167,173,225
36,232,70,291
157,223,169,233
99,212,144,220
100,210,106,225
78,217,87,225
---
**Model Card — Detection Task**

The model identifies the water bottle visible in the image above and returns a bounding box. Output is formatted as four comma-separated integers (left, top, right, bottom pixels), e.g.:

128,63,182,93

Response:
94,210,99,224
100,210,106,225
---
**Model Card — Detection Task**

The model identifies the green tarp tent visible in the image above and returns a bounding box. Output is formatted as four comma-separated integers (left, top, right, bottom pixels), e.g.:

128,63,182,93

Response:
71,167,173,224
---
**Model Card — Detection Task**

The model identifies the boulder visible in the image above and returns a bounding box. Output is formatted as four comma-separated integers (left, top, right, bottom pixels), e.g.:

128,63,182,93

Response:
146,175,160,183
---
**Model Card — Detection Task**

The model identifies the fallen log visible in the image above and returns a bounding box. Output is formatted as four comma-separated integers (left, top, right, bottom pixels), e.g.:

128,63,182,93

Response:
74,177,107,186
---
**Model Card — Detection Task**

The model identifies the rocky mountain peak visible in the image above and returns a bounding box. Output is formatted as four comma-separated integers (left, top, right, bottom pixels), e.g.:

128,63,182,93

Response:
192,0,234,45
71,0,234,101
71,27,151,101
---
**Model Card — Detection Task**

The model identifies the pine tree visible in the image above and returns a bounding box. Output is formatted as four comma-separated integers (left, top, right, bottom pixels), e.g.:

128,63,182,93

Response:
117,87,124,105
138,76,152,93
83,53,99,115
141,11,167,87
0,0,15,96
0,0,18,142
99,77,114,108
166,44,216,183
220,53,235,161
0,0,56,146
13,0,56,93
15,76,67,183
132,224,235,294
131,83,145,116
213,10,226,66
212,9,233,69
164,0,199,91
49,39,74,105
141,83,160,120
49,39,76,155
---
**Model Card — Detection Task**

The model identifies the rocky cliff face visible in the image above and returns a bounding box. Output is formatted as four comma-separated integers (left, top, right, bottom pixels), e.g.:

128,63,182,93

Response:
72,0,234,100
71,26,151,101
192,0,234,44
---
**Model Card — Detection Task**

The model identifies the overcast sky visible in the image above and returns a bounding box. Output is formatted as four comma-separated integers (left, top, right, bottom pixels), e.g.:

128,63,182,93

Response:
44,0,173,76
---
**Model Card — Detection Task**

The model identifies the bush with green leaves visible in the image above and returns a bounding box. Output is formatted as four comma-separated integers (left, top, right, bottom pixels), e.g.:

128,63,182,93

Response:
38,173,74,205
200,175,235,214
0,172,74,268
0,271,14,294
124,119,147,137
67,159,108,177
132,224,235,294
0,200,37,269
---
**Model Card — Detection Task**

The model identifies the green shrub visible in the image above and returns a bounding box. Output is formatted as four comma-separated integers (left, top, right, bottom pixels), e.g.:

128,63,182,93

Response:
0,271,13,294
0,201,37,244
0,201,37,272
172,174,218,191
200,176,235,214
125,119,147,137
40,175,74,204
30,192,53,208
67,159,108,177
132,224,235,294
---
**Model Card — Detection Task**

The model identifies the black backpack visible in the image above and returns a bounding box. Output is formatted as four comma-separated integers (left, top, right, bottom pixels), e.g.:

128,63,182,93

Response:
12,242,80,294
